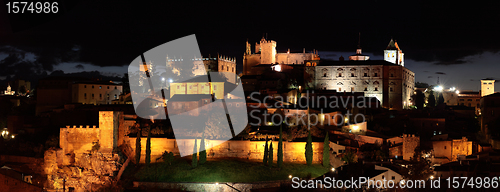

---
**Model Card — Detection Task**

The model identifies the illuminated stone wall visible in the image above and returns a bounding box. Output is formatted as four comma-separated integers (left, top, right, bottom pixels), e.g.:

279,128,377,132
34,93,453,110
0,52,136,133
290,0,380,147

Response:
402,134,420,160
124,136,325,164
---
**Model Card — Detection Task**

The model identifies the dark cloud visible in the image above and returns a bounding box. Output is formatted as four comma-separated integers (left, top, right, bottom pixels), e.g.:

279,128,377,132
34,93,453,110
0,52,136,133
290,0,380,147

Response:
435,72,446,75
75,64,84,70
428,76,433,78
434,60,468,66
1,0,500,70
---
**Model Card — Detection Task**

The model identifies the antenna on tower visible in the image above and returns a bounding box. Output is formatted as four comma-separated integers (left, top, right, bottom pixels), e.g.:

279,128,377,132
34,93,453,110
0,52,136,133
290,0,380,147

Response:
358,32,361,48
437,77,440,85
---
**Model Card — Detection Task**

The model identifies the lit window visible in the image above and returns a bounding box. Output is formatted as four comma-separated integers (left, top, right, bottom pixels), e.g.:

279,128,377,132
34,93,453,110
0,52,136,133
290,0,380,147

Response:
338,88,341,92
99,86,102,89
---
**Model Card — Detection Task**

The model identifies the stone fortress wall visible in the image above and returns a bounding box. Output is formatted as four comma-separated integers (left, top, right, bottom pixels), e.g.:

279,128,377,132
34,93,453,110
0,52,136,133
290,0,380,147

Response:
56,111,326,165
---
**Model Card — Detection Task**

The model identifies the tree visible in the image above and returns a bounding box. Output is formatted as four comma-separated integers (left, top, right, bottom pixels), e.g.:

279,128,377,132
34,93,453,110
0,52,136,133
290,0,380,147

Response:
277,125,284,168
427,91,436,107
135,127,141,164
268,142,274,167
305,131,313,166
411,90,425,109
341,150,358,164
192,138,198,168
199,133,207,165
323,132,330,167
415,82,430,88
145,127,152,166
438,92,445,105
403,147,433,180
161,151,174,165
263,136,269,165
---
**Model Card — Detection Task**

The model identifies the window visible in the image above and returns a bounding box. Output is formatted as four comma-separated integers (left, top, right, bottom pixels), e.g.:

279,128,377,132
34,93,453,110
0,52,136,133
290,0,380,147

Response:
392,176,395,180
232,67,234,72
177,85,180,89
323,73,327,77
375,87,378,91
84,85,87,88
114,94,117,99
107,86,110,89
92,94,95,99
236,103,240,107
374,73,378,77
99,94,102,98
364,87,368,91
444,146,447,149
214,85,217,90
99,86,102,89
338,88,341,92
390,73,394,77
115,86,117,89
84,93,87,99
364,73,368,77
339,73,342,77
351,73,355,77
390,87,393,92
222,66,224,70
351,87,354,92
92,85,94,89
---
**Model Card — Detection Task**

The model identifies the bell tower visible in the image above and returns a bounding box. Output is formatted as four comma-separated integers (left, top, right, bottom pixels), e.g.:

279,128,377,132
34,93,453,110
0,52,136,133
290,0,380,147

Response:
384,38,404,66
481,79,495,97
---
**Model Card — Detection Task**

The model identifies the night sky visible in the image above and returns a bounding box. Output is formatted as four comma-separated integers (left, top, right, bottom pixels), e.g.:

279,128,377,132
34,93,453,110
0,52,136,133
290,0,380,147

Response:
1,0,500,91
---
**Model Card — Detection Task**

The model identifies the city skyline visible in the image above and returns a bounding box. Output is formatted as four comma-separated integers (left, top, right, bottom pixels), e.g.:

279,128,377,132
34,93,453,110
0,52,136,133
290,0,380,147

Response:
1,1,500,91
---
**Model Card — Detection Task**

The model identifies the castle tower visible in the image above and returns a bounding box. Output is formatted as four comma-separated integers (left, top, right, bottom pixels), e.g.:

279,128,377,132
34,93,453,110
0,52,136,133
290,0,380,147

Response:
245,40,251,55
349,33,370,61
259,37,277,64
99,111,122,151
384,39,404,66
481,79,495,97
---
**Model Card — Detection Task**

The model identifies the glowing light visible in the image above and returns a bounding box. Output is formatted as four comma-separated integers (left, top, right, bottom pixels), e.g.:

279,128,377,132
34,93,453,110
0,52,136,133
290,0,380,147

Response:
433,85,443,92
331,168,335,172
11,135,14,139
169,79,173,83
289,175,292,179
400,180,405,185
268,122,273,126
274,65,281,72
161,77,165,81
352,126,359,131
215,182,219,185
455,90,460,94
344,117,348,123
430,176,434,180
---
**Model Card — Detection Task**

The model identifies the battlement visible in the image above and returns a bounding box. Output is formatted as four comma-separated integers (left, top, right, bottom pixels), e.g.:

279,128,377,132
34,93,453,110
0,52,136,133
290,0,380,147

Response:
65,125,98,129
60,111,123,155
403,134,417,138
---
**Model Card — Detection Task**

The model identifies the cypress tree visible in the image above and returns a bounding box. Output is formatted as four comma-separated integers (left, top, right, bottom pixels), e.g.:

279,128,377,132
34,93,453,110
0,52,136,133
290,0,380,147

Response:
277,125,283,168
135,128,141,164
199,133,206,165
263,136,269,165
305,130,313,166
145,127,152,166
323,132,330,167
268,142,274,167
192,138,198,168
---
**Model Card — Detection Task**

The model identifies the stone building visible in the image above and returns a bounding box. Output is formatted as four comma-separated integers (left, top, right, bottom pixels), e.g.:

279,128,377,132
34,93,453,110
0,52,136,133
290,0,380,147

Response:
307,39,414,110
185,54,238,84
458,91,481,115
402,134,420,161
311,60,415,110
432,137,474,165
243,37,320,75
71,81,123,105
